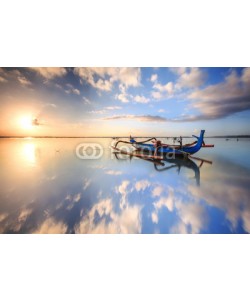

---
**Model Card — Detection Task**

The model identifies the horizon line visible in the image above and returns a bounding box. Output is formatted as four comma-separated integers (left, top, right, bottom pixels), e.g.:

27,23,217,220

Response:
1,134,250,139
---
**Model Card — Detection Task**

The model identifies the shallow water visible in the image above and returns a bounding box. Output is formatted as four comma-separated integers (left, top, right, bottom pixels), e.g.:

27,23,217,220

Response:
0,137,250,233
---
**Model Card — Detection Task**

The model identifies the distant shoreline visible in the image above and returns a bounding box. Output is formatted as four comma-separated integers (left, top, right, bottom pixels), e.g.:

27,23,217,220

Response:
1,135,250,139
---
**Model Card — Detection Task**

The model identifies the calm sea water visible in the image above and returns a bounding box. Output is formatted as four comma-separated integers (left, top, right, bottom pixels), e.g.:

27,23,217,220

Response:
0,137,250,233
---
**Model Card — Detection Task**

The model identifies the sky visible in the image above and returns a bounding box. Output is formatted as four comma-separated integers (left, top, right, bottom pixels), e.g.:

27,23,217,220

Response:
0,67,250,137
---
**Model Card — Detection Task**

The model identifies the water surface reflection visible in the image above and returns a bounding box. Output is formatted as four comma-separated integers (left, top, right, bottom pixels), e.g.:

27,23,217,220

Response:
0,138,249,233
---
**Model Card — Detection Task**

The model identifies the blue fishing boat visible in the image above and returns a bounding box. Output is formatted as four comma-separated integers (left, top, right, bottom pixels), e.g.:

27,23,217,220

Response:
111,130,214,163
131,130,210,155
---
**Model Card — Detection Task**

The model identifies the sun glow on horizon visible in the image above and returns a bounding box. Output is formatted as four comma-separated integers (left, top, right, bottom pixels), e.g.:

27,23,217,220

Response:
19,116,34,130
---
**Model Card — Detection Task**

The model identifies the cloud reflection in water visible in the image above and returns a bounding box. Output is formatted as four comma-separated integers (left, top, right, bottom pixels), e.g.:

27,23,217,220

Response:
0,138,249,233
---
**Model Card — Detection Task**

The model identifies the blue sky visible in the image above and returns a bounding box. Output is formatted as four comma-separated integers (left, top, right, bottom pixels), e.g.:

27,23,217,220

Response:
0,67,250,136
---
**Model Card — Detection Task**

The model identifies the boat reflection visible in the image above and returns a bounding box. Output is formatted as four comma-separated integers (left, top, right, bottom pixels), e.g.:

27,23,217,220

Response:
154,157,201,186
113,152,211,186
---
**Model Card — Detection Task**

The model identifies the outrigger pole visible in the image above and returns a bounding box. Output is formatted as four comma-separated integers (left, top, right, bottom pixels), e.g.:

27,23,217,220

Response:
111,146,164,163
111,130,214,165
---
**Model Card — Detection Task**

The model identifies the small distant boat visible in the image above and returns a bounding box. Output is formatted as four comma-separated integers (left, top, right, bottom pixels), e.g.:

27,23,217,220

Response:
111,130,214,164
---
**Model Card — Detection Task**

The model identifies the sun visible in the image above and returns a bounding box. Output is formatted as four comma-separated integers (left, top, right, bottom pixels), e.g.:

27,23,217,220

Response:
19,116,34,130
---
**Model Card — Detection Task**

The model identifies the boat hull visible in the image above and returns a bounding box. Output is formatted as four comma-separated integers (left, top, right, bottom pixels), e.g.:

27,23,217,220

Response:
133,130,206,155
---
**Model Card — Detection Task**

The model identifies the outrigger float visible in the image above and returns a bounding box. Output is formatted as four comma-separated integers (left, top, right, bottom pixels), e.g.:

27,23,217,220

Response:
111,130,214,164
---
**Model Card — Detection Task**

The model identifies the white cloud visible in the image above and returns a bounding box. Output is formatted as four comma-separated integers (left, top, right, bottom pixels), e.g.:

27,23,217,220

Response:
44,103,57,108
65,192,82,210
72,88,80,95
17,75,32,86
105,170,123,175
106,106,122,110
242,209,250,233
3,207,33,233
104,114,168,122
151,91,162,99
151,74,174,99
111,67,141,87
184,68,250,120
0,68,8,83
0,68,31,87
34,217,67,234
170,221,188,234
82,97,91,104
158,109,165,113
18,208,32,223
154,195,174,212
29,67,67,79
152,185,164,197
151,186,175,226
115,83,130,103
116,93,129,103
65,192,82,202
176,67,207,89
151,212,158,224
170,67,187,75
242,67,250,85
65,83,80,95
189,70,244,101
174,201,207,234
83,178,91,190
150,67,207,102
134,95,150,103
154,82,174,94
187,168,250,232
90,106,122,114
89,110,106,114
96,78,112,91
135,180,151,191
116,180,130,209
150,74,158,82
0,76,7,83
73,193,81,202
74,67,141,91
0,213,8,222
75,196,142,234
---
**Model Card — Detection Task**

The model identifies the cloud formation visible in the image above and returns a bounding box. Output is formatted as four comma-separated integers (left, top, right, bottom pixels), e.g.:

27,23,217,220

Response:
185,68,250,120
29,67,67,79
154,192,174,212
173,201,207,234
175,67,207,89
65,83,80,95
0,68,32,87
0,76,7,83
134,95,150,103
34,217,68,234
151,67,206,99
151,76,174,99
103,114,168,122
135,180,151,191
106,106,122,110
105,170,123,175
115,83,130,102
75,180,142,234
74,67,141,91
187,163,250,233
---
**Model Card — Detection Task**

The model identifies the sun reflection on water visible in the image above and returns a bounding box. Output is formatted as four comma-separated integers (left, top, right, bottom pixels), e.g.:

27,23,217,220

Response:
22,143,36,166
